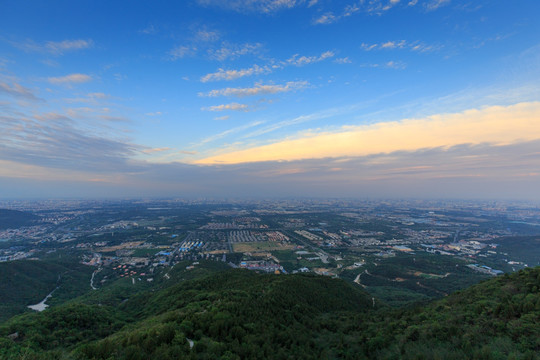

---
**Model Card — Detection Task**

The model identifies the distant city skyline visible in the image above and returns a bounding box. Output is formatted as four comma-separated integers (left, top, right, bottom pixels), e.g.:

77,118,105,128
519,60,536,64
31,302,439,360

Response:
1,1,540,199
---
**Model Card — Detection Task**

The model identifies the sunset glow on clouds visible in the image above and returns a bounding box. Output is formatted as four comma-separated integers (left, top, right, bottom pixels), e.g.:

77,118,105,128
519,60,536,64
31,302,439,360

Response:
1,0,540,199
197,102,540,164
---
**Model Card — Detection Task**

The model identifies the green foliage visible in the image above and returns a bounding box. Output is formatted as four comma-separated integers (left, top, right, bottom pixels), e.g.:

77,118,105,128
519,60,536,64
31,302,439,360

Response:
0,263,538,359
0,260,93,323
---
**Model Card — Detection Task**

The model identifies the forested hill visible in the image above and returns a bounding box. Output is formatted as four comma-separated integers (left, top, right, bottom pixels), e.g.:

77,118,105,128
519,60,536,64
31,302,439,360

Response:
0,209,39,230
0,260,94,323
356,266,540,359
0,264,538,359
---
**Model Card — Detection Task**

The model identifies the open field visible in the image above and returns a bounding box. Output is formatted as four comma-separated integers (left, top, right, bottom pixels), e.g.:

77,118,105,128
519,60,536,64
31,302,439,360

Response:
131,248,162,257
233,241,295,253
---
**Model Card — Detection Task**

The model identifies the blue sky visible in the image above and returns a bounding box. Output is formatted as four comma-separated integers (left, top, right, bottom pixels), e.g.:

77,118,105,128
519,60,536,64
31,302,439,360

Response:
1,0,540,199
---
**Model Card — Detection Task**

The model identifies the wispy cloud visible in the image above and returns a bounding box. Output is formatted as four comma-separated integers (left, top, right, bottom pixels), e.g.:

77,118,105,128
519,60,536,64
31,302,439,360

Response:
13,39,93,55
383,60,406,69
196,0,306,13
313,13,338,25
208,42,263,61
145,111,163,117
87,92,109,99
200,81,308,97
201,64,270,82
141,147,170,154
313,0,404,24
381,40,407,49
47,73,92,84
169,45,197,60
0,81,40,101
287,51,334,65
197,101,540,164
314,2,362,24
334,57,352,64
358,60,407,69
0,111,139,172
201,49,335,82
45,39,93,54
202,102,250,112
62,92,111,104
0,57,9,71
195,29,221,42
426,0,450,11
240,105,351,139
4,140,540,199
361,40,437,52
198,120,264,145
168,27,221,60
170,42,261,63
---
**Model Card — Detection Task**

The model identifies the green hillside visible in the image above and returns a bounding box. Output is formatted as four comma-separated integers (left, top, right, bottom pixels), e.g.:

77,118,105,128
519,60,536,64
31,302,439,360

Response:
0,260,93,323
0,263,538,359
347,267,540,359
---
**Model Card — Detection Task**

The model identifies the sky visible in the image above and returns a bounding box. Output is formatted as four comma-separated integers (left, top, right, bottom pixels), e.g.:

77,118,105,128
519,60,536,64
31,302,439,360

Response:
1,0,540,200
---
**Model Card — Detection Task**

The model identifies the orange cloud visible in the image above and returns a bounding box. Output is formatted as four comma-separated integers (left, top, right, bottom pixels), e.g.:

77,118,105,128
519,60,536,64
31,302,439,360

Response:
196,102,540,164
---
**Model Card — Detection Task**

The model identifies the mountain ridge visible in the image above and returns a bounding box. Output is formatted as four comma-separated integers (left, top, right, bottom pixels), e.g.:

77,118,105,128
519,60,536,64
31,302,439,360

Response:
0,263,538,359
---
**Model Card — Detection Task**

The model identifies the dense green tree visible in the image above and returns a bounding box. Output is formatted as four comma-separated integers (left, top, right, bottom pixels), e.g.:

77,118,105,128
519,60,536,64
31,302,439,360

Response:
0,263,538,359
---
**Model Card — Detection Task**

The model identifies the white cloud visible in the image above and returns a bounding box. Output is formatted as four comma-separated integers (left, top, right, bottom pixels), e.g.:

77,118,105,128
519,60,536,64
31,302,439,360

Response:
410,43,436,52
361,40,437,52
200,81,308,97
426,0,450,11
202,50,335,81
343,4,360,16
14,39,93,55
195,29,221,42
208,42,263,61
384,60,406,69
334,57,352,64
170,45,197,60
313,13,337,25
201,64,270,82
360,43,378,51
214,115,230,121
359,60,406,69
197,0,306,13
311,0,413,24
87,92,109,99
287,51,334,66
45,39,93,54
62,93,111,104
47,73,92,84
380,40,407,49
202,103,250,111
312,2,363,25
0,81,39,100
